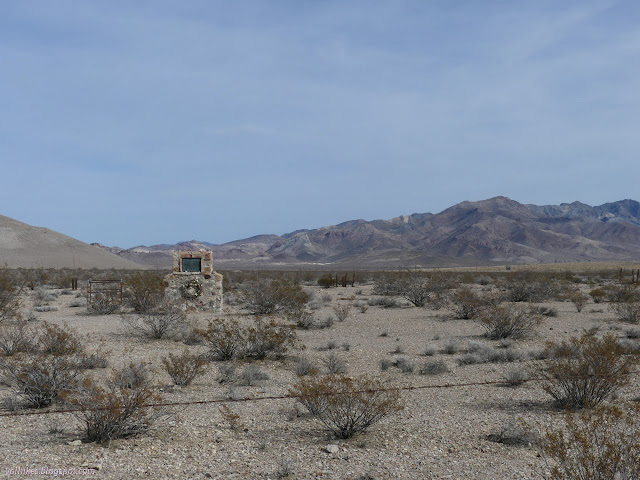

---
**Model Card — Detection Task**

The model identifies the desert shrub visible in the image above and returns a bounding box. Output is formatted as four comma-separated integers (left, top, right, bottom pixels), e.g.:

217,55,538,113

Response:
239,366,270,386
536,333,637,409
333,304,351,321
393,356,416,373
441,339,462,355
418,360,448,375
323,353,347,374
605,284,640,303
422,344,437,356
476,304,541,339
37,322,85,357
76,351,110,370
65,367,162,444
295,357,319,377
539,403,640,479
317,274,336,289
245,318,298,360
87,292,121,315
568,291,588,313
0,355,80,408
488,417,536,446
197,318,246,361
0,321,34,356
611,301,640,323
33,305,59,312
217,364,236,383
0,269,23,322
398,280,431,307
379,359,393,371
530,305,558,317
161,350,207,386
625,327,640,339
121,303,189,340
289,374,403,439
589,287,607,304
112,362,151,390
243,279,309,315
505,275,562,303
124,272,165,313
32,287,57,307
367,297,400,309
502,368,530,387
198,318,297,361
287,308,315,329
449,286,493,319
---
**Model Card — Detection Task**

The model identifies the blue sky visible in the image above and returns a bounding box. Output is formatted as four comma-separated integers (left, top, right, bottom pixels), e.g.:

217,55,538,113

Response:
2,1,639,247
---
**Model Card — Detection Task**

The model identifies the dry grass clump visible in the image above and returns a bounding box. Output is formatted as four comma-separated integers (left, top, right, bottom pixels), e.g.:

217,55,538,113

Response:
535,333,638,409
539,403,640,479
289,374,403,439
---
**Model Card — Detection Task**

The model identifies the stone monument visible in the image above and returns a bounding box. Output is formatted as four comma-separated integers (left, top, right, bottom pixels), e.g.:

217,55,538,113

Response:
164,250,223,311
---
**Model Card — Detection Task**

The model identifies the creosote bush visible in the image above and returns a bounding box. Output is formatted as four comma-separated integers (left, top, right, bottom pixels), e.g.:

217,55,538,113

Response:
0,320,34,356
197,318,297,361
476,304,542,339
161,350,207,386
65,365,163,444
536,333,638,409
121,303,189,340
449,286,494,319
1,355,80,408
87,292,121,315
539,403,640,479
610,301,640,324
289,374,403,439
243,279,309,315
124,272,165,313
0,268,23,322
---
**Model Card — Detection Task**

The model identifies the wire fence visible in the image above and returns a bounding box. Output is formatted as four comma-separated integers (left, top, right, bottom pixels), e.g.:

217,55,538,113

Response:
1,371,638,419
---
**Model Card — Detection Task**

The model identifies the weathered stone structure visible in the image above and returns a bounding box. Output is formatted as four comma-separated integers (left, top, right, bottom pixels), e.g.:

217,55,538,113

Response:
164,250,223,312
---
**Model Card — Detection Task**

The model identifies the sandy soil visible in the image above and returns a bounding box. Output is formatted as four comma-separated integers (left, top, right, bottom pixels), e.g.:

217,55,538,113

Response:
0,281,636,480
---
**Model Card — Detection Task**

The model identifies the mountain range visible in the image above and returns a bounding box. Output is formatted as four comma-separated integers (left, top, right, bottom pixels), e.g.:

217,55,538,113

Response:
2,197,639,270
94,196,640,269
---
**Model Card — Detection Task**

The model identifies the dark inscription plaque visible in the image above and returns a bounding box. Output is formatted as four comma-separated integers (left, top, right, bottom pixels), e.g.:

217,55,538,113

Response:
182,258,202,272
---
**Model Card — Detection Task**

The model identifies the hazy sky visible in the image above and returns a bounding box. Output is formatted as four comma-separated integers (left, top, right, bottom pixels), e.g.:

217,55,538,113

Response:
2,1,639,247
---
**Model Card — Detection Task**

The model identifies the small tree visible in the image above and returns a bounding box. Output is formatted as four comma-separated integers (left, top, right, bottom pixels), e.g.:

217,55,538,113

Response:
289,374,403,439
536,333,637,409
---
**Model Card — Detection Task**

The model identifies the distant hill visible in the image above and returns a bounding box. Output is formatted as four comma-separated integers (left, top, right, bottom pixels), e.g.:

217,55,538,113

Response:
94,197,640,269
0,214,146,269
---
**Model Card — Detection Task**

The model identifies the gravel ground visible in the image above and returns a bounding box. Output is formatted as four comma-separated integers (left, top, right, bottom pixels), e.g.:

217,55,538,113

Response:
1,283,636,479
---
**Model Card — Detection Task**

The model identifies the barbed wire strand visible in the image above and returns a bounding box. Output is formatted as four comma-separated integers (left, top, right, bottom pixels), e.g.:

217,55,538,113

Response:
1,370,638,418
